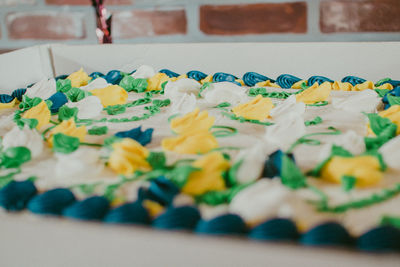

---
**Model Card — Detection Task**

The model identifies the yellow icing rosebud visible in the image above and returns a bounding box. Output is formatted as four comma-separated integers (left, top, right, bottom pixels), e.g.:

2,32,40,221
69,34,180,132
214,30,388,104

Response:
235,79,245,86
332,81,353,91
255,80,281,88
48,118,86,146
162,131,218,154
0,98,17,110
321,156,383,187
291,80,306,89
200,75,213,84
232,95,274,121
182,152,229,196
143,200,164,218
67,68,91,87
90,85,128,107
22,100,50,129
170,74,188,82
354,81,374,91
296,81,332,104
147,73,170,91
376,83,393,90
378,105,400,135
108,138,151,175
170,108,215,135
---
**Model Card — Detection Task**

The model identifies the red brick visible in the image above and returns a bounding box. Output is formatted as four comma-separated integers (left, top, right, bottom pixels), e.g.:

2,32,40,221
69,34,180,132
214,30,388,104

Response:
200,2,307,35
112,9,187,39
320,0,400,33
45,0,132,5
6,12,86,40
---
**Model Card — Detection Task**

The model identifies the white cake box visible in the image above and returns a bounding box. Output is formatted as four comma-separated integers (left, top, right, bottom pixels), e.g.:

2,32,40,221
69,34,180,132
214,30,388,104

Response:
0,43,400,266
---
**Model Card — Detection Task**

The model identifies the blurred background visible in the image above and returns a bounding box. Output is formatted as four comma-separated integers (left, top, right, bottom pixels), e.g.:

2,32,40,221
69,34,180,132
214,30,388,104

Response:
0,0,399,53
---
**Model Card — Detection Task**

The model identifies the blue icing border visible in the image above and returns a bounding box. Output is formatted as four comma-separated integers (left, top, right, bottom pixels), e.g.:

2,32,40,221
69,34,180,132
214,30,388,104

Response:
249,218,299,241
0,180,37,211
195,214,247,235
276,74,302,89
104,202,150,225
341,76,366,86
153,206,201,230
307,76,334,85
187,70,207,81
27,188,76,215
159,69,180,78
243,72,275,87
357,226,400,252
301,222,354,247
62,196,110,221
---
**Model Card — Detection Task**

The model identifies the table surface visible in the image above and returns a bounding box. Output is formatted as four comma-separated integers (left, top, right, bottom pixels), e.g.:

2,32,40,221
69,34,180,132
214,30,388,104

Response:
0,212,399,267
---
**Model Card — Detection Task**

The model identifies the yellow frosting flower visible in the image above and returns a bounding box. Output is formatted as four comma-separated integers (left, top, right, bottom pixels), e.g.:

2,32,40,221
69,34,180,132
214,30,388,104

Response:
90,85,128,107
22,100,50,129
296,81,332,104
378,105,400,135
182,152,229,196
143,200,164,218
200,75,213,84
108,138,151,175
320,156,383,187
67,68,91,87
147,73,170,91
162,131,218,154
48,118,86,146
291,80,306,89
232,95,274,121
255,80,281,88
332,81,353,91
376,83,393,90
0,98,17,110
354,81,374,91
170,74,188,82
170,108,215,135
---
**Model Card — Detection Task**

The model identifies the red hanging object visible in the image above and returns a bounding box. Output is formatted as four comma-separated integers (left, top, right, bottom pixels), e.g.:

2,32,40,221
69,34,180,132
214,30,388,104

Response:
91,0,112,44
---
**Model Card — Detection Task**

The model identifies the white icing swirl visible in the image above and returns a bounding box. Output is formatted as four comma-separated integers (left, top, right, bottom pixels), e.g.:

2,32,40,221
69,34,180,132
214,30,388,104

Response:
332,89,381,113
131,65,155,79
26,78,56,99
66,96,103,119
233,142,266,184
379,135,400,171
80,77,109,91
2,126,43,158
270,95,305,120
169,93,197,115
203,82,247,105
164,78,201,98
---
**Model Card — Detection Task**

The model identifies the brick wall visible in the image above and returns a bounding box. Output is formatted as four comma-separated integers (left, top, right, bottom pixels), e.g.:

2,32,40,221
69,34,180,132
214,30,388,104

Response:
0,0,400,51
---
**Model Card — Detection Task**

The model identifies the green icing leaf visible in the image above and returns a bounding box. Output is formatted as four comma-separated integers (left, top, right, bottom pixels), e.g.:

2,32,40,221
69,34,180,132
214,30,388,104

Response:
195,183,252,206
361,149,387,171
280,154,306,189
167,165,199,188
119,76,148,92
58,106,78,121
374,89,390,98
103,136,122,147
367,113,397,137
248,87,267,97
147,152,166,170
56,79,72,93
52,133,80,154
341,175,356,192
227,159,243,187
387,94,400,106
198,82,212,97
152,99,171,108
0,147,31,169
88,126,108,135
375,78,391,87
19,96,42,112
304,116,323,126
65,87,91,102
14,117,38,129
215,102,231,108
380,215,400,229
105,104,126,115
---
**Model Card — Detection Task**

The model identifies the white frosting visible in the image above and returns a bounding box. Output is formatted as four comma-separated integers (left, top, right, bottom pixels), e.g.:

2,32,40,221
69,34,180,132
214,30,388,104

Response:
270,95,305,120
66,96,103,119
2,126,43,158
328,130,366,155
199,204,230,220
0,114,16,136
26,78,56,99
203,82,247,105
164,78,201,99
80,77,109,91
233,142,266,184
332,89,381,113
264,112,306,151
229,179,291,226
169,93,197,115
379,135,400,171
55,147,103,180
131,65,155,79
